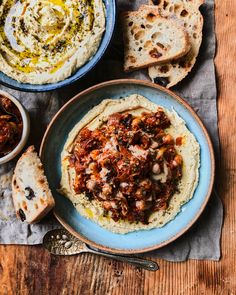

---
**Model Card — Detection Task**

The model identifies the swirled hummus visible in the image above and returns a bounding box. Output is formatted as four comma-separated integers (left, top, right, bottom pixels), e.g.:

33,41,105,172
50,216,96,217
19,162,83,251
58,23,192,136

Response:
0,0,105,84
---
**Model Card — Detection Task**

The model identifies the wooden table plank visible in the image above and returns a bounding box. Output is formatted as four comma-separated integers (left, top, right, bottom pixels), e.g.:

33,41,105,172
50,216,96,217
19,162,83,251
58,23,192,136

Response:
0,1,235,294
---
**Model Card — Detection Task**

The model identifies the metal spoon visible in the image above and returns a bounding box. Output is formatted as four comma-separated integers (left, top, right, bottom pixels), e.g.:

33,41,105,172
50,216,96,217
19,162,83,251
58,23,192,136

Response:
43,229,159,271
0,100,17,120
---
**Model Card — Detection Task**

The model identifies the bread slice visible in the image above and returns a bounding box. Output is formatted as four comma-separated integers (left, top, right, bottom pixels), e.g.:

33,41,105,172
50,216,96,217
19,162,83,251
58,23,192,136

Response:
146,0,204,88
121,7,191,72
12,146,55,224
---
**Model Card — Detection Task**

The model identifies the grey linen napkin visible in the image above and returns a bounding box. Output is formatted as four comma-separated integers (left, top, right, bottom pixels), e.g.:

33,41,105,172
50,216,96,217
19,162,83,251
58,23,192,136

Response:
0,0,223,261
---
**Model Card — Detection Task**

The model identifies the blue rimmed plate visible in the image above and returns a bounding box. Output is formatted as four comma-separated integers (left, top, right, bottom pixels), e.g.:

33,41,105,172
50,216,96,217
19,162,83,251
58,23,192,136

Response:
0,0,116,92
40,79,215,254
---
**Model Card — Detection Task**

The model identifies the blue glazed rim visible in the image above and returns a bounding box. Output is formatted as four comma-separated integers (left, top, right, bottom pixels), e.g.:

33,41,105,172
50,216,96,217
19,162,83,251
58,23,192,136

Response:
0,0,116,92
40,79,215,254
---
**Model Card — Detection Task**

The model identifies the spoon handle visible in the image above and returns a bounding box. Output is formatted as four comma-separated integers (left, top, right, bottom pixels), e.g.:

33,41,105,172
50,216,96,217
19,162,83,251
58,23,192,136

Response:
86,248,159,271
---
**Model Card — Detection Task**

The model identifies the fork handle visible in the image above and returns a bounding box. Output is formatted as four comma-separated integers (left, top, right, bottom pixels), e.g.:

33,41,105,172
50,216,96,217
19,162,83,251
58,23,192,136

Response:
86,248,159,271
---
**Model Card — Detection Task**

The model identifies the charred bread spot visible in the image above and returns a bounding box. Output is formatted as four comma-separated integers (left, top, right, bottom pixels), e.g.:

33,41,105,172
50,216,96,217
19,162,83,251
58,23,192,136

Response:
163,1,168,9
128,56,136,64
149,48,162,59
40,198,45,205
22,200,28,211
159,65,170,73
146,13,156,23
134,31,145,40
144,40,152,48
179,60,192,69
156,42,165,50
151,32,161,41
180,9,188,17
174,4,181,13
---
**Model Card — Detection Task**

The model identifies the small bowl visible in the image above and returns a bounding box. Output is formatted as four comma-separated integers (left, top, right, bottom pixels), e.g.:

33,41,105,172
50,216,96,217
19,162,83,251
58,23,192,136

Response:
0,90,30,164
0,0,116,92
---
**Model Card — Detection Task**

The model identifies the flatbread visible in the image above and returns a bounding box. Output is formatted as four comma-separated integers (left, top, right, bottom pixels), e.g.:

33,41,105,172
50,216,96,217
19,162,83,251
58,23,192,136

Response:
12,146,55,223
147,0,204,88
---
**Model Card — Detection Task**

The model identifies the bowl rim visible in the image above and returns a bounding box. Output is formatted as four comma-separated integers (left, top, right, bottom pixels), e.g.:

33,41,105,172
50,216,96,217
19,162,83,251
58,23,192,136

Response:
40,79,215,254
0,0,117,93
0,90,30,164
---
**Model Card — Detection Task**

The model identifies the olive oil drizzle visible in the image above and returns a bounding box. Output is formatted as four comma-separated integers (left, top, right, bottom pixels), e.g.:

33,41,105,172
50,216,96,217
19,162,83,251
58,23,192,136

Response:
0,0,96,74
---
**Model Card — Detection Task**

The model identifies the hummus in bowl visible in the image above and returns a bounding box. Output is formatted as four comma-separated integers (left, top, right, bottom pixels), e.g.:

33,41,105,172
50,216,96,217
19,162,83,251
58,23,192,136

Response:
60,95,200,234
0,0,106,85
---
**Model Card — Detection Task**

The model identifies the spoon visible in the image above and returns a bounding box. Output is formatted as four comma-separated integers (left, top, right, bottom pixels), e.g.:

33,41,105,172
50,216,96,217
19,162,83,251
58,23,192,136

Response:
0,100,18,120
43,229,159,271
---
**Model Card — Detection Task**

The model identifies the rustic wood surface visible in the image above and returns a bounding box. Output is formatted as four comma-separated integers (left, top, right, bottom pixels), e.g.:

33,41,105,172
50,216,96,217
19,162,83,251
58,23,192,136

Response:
0,1,235,294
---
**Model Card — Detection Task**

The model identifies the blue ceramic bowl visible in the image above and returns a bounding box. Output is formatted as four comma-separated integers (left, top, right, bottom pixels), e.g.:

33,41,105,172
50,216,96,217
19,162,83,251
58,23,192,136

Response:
40,80,215,254
0,1,116,92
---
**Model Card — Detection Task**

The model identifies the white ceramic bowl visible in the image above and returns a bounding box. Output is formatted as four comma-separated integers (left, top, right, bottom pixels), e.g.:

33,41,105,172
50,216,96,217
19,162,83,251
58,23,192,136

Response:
0,90,30,164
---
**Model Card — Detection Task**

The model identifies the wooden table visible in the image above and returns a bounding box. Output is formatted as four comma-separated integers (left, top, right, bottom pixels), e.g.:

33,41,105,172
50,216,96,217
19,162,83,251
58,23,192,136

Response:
0,1,235,294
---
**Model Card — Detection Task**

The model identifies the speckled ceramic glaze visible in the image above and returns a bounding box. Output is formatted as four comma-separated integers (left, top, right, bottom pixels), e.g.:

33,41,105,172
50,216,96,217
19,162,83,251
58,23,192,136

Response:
0,0,116,92
40,80,215,254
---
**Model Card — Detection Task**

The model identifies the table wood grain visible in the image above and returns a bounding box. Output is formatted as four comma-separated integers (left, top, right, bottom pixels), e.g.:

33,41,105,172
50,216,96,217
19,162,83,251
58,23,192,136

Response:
0,1,235,294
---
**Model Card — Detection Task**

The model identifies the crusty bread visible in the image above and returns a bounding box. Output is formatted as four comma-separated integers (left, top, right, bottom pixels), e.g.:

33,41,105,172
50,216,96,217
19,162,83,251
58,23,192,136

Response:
146,0,204,88
121,7,191,72
12,146,55,224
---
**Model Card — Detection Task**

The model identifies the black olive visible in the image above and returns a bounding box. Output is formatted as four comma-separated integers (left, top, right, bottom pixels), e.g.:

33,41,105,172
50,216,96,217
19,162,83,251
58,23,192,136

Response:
152,0,161,5
18,209,26,222
153,77,170,87
25,187,36,200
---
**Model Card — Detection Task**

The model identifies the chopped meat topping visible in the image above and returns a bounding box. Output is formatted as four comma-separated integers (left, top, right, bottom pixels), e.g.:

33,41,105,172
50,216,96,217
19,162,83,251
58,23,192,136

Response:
0,95,23,157
69,108,183,224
